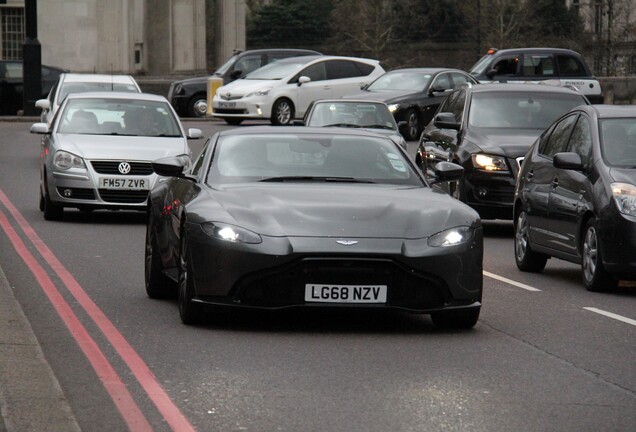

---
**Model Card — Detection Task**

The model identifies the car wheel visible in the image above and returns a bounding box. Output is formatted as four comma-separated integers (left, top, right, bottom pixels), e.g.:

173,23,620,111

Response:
42,178,63,221
403,108,420,141
271,98,294,126
581,218,617,292
145,224,175,299
178,226,203,324
514,209,548,272
187,93,207,118
39,187,45,211
430,308,480,329
223,118,244,126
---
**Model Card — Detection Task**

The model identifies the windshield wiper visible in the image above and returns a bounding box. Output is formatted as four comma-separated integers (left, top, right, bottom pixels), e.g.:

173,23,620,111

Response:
322,123,362,128
361,124,395,130
259,176,375,183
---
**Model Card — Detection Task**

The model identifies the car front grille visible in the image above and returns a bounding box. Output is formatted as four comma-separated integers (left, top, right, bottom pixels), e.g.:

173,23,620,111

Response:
97,189,148,204
213,108,249,115
91,161,153,176
231,257,448,310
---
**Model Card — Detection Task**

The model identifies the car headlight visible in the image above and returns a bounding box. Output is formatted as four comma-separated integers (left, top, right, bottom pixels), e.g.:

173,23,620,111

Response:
471,153,509,172
246,87,272,97
428,226,474,247
611,182,636,216
387,103,400,113
53,150,85,170
201,222,262,244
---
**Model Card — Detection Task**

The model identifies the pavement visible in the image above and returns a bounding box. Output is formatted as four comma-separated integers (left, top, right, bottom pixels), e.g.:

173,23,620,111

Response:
0,115,82,431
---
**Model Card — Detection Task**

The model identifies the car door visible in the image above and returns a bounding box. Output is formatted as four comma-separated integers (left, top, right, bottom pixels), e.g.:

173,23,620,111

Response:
294,60,331,117
533,113,578,252
546,113,593,257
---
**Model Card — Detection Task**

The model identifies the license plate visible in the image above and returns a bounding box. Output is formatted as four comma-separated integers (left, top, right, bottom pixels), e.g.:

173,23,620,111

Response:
99,177,148,190
218,101,236,108
305,284,387,304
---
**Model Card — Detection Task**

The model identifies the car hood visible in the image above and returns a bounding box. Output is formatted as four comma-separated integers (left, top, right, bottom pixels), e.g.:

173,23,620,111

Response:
608,167,636,183
343,89,416,103
55,134,188,160
217,79,278,96
195,184,479,238
465,128,542,158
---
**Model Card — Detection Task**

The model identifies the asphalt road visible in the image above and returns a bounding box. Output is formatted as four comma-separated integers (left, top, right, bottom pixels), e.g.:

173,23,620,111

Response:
0,118,634,432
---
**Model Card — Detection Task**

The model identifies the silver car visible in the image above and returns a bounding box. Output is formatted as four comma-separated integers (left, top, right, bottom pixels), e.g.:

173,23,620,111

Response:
30,92,202,221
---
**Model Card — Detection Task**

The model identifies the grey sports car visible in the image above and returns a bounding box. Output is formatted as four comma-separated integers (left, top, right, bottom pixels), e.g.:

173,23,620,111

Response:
30,92,202,220
145,127,483,328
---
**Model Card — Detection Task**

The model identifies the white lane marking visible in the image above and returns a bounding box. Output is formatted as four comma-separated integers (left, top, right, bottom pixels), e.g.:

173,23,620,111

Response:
583,307,636,326
483,271,542,292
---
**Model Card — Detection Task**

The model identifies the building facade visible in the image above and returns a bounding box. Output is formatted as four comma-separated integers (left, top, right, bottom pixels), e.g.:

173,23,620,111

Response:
0,0,207,76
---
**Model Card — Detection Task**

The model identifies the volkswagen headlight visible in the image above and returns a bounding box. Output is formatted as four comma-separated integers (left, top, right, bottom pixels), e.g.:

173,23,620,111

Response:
246,87,272,97
53,150,85,170
611,182,636,216
428,226,474,247
471,153,509,172
201,222,262,244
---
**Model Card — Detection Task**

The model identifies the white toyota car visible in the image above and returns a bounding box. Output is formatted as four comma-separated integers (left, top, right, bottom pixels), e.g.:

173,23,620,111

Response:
211,55,385,125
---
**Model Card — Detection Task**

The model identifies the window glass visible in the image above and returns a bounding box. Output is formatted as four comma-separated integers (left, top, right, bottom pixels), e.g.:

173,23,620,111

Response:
300,62,327,81
600,118,636,166
491,57,518,76
438,90,458,114
354,62,375,76
431,73,451,91
451,72,472,87
5,62,22,79
522,54,555,77
567,115,592,165
326,60,362,80
450,90,466,122
191,140,210,176
557,55,585,76
59,81,139,102
367,71,431,91
233,55,262,76
246,58,310,80
541,114,577,158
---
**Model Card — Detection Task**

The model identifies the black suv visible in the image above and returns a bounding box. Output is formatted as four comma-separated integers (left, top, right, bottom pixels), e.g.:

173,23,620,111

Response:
417,83,589,220
470,47,603,104
168,48,321,117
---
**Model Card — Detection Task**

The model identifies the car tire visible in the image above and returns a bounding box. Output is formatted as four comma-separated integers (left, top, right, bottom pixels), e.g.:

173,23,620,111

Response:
223,118,244,126
42,178,63,221
145,223,175,299
187,93,207,118
39,187,45,211
582,218,617,292
430,307,480,329
271,98,294,126
178,226,203,325
514,209,548,272
403,108,420,141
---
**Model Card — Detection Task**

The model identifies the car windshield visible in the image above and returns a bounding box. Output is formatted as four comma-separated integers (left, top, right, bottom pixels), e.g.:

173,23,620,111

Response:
59,82,139,103
57,98,183,137
600,118,636,167
306,102,397,130
469,55,493,75
214,54,238,76
244,59,311,80
367,72,432,91
208,133,422,186
468,91,586,129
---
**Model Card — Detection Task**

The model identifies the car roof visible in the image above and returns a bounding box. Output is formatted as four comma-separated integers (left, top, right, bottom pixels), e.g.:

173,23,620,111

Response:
469,82,585,96
311,99,389,105
218,125,394,138
60,73,138,84
273,55,380,64
488,47,583,56
234,48,322,56
385,67,468,74
64,91,167,102
584,104,636,118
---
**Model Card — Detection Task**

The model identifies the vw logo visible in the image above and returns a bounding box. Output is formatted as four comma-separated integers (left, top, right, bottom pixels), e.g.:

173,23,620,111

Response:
118,162,131,174
336,240,358,246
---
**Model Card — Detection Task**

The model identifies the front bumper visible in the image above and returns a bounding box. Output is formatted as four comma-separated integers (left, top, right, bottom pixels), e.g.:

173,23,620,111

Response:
46,160,159,210
211,94,273,120
599,211,636,279
463,158,521,220
187,225,484,312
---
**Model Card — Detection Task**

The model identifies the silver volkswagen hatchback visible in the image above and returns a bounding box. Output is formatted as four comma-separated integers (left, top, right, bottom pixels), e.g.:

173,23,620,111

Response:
30,92,202,220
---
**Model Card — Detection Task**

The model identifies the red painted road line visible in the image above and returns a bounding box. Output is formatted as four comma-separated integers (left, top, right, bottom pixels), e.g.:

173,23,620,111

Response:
0,208,154,432
0,190,196,432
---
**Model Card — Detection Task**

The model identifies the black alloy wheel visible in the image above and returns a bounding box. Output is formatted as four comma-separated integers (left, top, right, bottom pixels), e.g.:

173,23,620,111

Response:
581,218,617,292
404,108,420,141
178,227,203,324
187,93,208,118
514,209,548,272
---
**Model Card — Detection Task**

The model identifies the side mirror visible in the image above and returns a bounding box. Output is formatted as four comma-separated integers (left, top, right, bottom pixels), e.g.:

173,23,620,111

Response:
35,99,50,110
229,69,243,80
430,161,463,183
152,156,189,177
187,128,203,139
30,123,50,134
298,76,311,86
553,152,583,171
433,112,460,131
359,82,368,90
486,68,498,79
